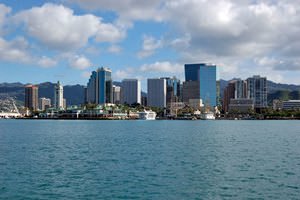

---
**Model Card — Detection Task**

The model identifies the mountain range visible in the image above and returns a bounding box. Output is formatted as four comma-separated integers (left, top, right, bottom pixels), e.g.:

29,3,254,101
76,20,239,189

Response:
0,82,85,106
0,80,300,107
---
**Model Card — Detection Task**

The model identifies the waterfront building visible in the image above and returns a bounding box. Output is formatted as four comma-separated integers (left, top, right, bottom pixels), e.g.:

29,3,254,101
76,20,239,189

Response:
169,102,185,116
247,75,267,109
182,81,200,104
147,78,166,108
216,80,221,106
99,67,113,104
86,67,113,104
121,79,141,105
282,100,300,110
84,87,88,104
161,77,181,107
228,98,254,113
141,96,147,106
273,99,282,110
184,63,217,107
39,97,51,111
63,98,67,110
25,85,39,111
188,99,204,110
54,81,64,109
113,85,121,104
235,79,247,99
223,81,236,113
223,79,249,113
87,71,97,104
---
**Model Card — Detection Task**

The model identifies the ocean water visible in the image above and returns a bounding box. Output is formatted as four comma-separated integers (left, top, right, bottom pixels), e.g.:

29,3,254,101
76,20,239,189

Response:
0,120,300,199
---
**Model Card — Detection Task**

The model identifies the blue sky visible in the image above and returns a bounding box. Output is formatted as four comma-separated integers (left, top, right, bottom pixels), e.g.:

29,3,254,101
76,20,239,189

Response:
1,0,300,87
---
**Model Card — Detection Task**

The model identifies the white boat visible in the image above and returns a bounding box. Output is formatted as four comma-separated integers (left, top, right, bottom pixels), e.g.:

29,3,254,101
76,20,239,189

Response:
138,110,157,120
200,112,215,120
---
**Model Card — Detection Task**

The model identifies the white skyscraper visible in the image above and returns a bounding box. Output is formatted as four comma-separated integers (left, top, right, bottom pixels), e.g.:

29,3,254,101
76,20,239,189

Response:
121,79,141,105
113,85,121,104
147,78,166,108
54,81,64,109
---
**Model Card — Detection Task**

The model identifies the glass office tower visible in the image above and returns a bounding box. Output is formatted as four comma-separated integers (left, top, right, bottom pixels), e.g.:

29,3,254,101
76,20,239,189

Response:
86,67,113,104
98,68,112,104
161,77,181,106
184,63,217,107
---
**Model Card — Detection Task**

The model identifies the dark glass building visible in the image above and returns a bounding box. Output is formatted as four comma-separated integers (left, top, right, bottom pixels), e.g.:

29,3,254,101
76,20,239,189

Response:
184,63,217,107
98,68,113,104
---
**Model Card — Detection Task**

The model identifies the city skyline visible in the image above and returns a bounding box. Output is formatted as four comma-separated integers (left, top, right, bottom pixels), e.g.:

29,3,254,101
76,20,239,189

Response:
1,1,300,85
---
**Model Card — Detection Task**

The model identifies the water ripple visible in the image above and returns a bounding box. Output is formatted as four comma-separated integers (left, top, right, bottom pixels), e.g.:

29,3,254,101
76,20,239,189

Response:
0,120,300,199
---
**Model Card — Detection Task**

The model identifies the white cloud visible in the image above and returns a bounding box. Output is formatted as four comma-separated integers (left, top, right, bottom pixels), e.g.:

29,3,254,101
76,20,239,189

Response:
0,36,59,68
114,69,132,80
69,0,165,21
0,37,31,63
85,46,101,55
166,1,300,57
140,61,182,73
0,4,11,35
1,1,300,84
169,35,191,50
14,3,125,51
107,45,122,54
137,35,162,58
113,61,183,81
255,56,300,71
70,0,300,82
95,23,125,43
37,56,57,68
69,55,92,70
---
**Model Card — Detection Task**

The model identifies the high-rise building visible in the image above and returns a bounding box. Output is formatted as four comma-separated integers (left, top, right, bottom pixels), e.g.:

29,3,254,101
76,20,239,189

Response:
161,77,181,107
216,80,221,106
54,81,64,109
86,67,113,104
141,96,147,106
223,81,236,113
113,85,121,104
84,87,88,104
184,63,217,107
99,67,112,104
223,79,249,113
25,85,39,111
87,71,97,104
247,75,267,109
39,97,51,111
147,78,166,108
121,79,141,105
235,79,247,99
182,81,200,104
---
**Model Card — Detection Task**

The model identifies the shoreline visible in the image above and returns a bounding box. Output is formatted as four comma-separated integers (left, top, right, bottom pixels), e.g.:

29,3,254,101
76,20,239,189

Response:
5,117,300,120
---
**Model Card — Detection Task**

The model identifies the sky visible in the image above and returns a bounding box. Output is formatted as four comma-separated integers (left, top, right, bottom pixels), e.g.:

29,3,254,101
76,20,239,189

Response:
0,0,300,87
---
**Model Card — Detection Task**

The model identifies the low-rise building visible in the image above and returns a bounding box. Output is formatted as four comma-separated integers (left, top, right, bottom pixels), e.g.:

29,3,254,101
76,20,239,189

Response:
39,97,51,111
188,99,204,110
169,102,185,116
282,100,300,110
273,99,282,110
229,98,254,113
